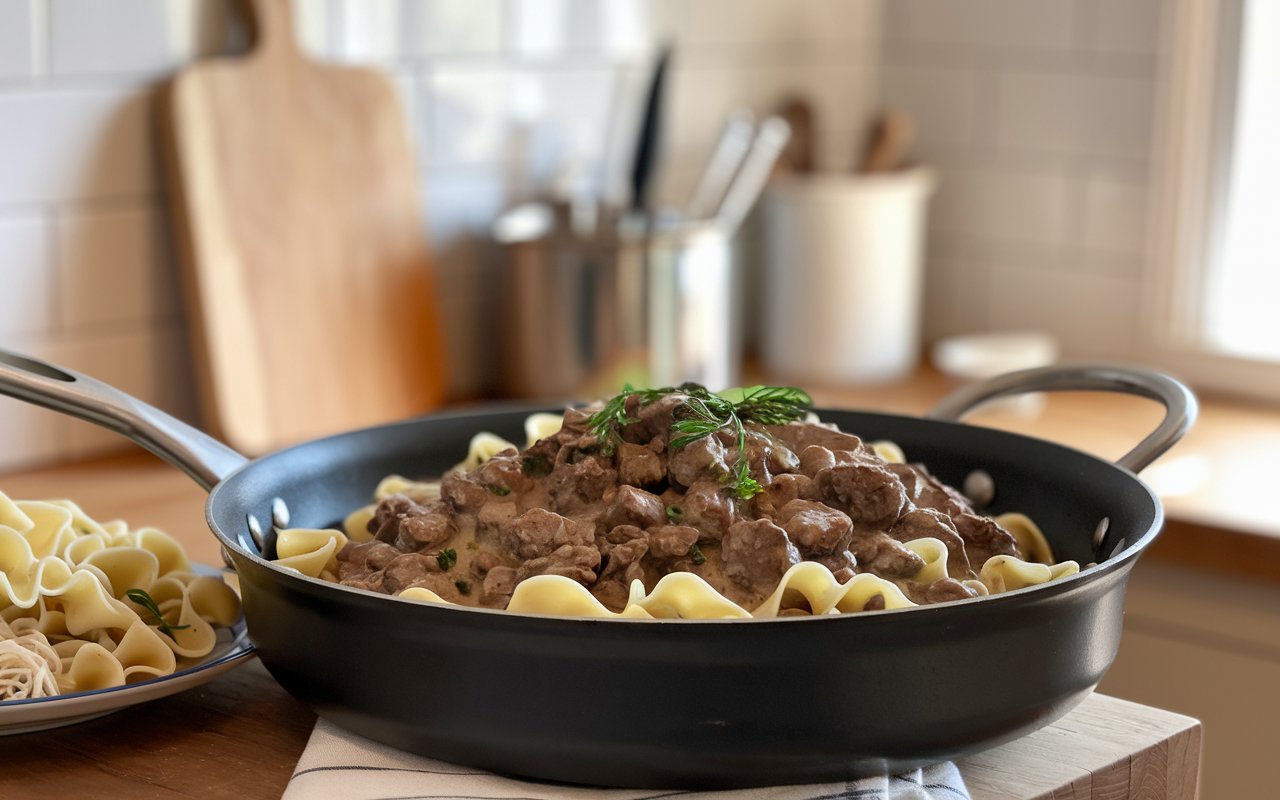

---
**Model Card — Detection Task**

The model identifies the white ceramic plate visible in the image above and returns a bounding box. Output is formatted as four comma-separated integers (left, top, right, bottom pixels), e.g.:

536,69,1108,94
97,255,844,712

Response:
0,567,255,735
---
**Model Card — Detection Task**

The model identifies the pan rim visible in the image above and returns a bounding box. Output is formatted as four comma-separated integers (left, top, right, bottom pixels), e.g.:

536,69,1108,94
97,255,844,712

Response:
207,405,1164,627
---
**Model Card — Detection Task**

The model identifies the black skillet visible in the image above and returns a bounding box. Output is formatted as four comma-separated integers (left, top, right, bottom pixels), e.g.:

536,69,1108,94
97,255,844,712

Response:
0,351,1195,788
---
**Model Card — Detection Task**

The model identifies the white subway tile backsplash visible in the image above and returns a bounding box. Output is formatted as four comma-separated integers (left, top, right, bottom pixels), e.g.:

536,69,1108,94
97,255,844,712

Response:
1082,174,1149,256
339,0,502,61
0,399,70,471
984,265,1141,358
49,0,233,77
0,89,155,206
510,67,620,187
0,0,37,79
882,66,977,149
899,0,1076,51
992,72,1156,159
681,0,879,46
47,324,197,458
930,165,1068,246
56,204,178,331
0,216,54,337
425,66,512,167
1094,0,1163,56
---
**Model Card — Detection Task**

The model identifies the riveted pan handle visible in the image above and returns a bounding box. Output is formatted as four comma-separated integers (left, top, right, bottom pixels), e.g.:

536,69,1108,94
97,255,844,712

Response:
926,364,1198,473
0,349,247,490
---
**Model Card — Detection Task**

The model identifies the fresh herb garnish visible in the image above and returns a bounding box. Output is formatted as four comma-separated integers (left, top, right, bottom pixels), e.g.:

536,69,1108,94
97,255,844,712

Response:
522,455,552,478
487,484,511,496
125,588,191,642
688,543,707,566
665,505,683,522
454,579,472,596
437,548,457,571
587,383,812,499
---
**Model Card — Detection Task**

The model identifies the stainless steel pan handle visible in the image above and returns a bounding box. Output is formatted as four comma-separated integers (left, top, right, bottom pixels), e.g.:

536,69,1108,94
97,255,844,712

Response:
927,364,1198,473
0,350,247,490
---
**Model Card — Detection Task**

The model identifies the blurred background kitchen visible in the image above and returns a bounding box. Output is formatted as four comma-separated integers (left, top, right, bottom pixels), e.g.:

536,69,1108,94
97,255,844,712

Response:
1,0,1277,795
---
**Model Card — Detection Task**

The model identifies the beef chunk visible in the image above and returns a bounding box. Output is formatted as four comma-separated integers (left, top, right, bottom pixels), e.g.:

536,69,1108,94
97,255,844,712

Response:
814,463,908,532
767,422,866,457
752,473,813,518
369,494,431,543
647,524,700,559
954,513,1019,566
817,549,858,583
668,435,730,489
599,536,648,583
617,441,665,487
388,511,452,553
889,508,973,579
677,479,736,541
476,452,532,496
740,429,799,483
470,549,502,577
889,463,971,518
621,393,686,442
482,566,517,603
381,553,442,593
591,579,631,612
599,485,666,530
921,577,980,604
851,533,925,578
515,544,601,586
777,499,854,556
338,540,400,573
440,473,491,514
721,519,801,595
601,523,647,545
499,508,588,560
798,445,836,478
547,456,618,512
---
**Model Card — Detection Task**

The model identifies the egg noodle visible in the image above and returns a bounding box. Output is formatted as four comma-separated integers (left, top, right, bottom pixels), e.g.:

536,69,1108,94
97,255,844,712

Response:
0,492,242,701
272,415,1080,619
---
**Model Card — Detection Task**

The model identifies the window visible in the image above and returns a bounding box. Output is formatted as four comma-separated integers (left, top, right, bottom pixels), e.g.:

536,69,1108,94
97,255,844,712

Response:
1149,0,1280,399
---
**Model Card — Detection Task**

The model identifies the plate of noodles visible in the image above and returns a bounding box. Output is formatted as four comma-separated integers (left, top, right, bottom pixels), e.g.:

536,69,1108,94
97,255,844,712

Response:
0,493,253,734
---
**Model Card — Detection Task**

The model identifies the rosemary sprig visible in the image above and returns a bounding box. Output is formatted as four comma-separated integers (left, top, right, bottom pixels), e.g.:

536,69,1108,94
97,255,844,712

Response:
587,383,812,499
125,588,191,642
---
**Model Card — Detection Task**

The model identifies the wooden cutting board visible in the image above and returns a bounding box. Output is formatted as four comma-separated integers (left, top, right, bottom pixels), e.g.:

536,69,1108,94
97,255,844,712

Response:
159,0,447,455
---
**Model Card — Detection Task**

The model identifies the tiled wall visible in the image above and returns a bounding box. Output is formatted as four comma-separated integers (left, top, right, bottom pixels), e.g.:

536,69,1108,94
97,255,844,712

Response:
0,0,881,471
882,0,1165,355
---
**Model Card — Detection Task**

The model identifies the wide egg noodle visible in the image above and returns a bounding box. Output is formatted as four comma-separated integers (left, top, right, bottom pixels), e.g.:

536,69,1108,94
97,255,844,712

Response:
993,512,1055,565
453,432,518,473
110,619,178,681
274,528,349,581
901,537,950,586
978,554,1080,594
0,489,242,701
523,413,564,449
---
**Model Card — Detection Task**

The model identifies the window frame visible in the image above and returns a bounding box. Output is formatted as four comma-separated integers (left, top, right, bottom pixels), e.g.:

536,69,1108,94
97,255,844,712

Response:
1143,0,1280,401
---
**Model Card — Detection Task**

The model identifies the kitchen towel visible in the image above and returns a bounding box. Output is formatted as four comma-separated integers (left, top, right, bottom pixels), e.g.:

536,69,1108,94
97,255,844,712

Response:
281,718,970,800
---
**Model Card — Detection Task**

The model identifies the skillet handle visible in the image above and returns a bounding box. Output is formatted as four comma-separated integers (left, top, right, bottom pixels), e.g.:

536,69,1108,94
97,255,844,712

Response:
0,350,247,490
926,364,1198,473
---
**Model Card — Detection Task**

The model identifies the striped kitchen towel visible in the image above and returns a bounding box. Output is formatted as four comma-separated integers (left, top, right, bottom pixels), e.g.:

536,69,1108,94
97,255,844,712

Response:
282,718,970,800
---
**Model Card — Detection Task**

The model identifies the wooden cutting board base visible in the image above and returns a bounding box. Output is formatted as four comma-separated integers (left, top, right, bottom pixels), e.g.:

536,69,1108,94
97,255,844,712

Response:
160,0,447,455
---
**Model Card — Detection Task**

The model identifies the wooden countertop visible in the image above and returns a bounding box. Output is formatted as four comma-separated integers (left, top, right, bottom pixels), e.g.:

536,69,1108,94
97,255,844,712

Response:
0,367,1233,798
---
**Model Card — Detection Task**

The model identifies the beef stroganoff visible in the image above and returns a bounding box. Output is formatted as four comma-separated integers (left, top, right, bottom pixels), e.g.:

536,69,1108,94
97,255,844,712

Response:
273,385,1079,619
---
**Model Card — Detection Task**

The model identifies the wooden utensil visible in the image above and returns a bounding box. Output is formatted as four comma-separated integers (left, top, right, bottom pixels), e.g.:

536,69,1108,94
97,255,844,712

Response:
858,109,913,173
159,0,447,455
776,95,815,174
